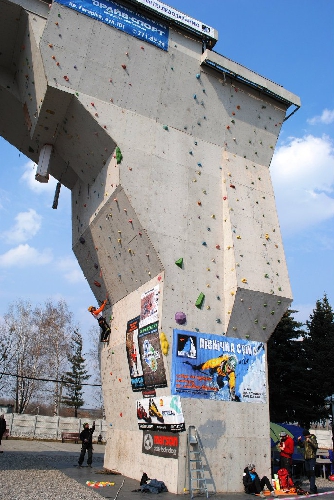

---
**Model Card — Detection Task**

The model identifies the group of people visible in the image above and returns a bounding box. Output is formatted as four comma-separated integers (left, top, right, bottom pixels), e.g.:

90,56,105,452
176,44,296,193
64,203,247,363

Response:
244,429,319,497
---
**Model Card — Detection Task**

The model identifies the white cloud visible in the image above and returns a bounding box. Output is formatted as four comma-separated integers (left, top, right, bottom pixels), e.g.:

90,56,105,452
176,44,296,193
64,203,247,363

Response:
271,134,334,235
57,256,85,284
3,209,42,244
0,244,53,268
20,161,57,193
307,109,334,125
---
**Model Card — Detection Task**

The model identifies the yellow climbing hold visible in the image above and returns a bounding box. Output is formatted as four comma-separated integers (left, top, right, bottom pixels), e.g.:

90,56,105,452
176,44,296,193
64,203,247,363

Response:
160,332,169,355
241,278,247,283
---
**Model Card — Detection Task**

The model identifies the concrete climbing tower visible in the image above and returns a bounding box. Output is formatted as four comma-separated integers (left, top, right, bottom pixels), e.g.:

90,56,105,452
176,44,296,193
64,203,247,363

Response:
0,0,300,493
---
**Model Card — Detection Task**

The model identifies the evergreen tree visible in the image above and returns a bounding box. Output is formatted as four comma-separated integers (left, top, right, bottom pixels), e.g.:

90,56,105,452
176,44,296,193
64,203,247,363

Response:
267,309,305,423
62,330,89,417
300,294,334,427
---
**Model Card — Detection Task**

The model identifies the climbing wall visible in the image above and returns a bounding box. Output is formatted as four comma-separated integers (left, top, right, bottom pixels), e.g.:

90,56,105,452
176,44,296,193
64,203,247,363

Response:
0,0,300,494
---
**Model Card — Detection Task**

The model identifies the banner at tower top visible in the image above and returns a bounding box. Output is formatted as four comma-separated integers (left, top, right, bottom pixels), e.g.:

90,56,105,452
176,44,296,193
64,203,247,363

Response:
133,0,217,40
55,0,169,51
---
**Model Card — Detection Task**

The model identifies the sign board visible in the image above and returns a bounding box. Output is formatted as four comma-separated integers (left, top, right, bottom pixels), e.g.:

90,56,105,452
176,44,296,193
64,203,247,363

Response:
142,430,179,458
55,0,169,50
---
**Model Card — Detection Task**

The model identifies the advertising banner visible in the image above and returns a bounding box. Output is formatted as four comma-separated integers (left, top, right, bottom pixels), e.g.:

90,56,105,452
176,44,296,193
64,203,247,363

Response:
171,330,267,403
138,321,167,389
142,430,179,458
55,0,169,50
134,0,216,39
137,395,185,431
126,316,145,392
139,285,160,327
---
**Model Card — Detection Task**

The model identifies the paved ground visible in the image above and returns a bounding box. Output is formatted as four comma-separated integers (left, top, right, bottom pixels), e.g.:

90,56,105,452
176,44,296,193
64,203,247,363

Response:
2,439,334,500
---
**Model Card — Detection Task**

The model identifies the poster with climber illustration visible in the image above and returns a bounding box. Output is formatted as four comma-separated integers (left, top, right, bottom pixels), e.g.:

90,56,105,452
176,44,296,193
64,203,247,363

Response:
171,330,267,403
126,316,145,392
139,285,160,328
138,321,167,389
136,395,185,431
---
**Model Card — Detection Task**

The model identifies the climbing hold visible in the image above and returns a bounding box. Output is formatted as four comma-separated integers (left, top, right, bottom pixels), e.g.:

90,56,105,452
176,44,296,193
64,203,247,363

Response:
202,241,207,246
197,201,202,206
226,125,230,130
117,238,121,243
175,258,183,268
271,311,275,315
277,300,281,305
232,327,237,331
193,94,197,99
163,125,168,130
215,244,220,250
195,292,205,309
231,120,235,124
94,263,98,269
254,319,258,324
265,233,270,240
114,198,118,202
216,319,221,323
217,296,220,300
121,64,126,69
160,332,169,355
206,306,211,310
128,219,133,223
211,214,215,218
236,235,241,239
241,278,247,283
236,105,241,110
94,280,101,287
91,102,95,106
123,208,127,212
79,237,85,244
196,73,200,79
175,312,186,325
264,274,269,278
223,197,227,200
63,75,69,81
230,184,235,189
262,327,267,330
116,146,122,164
245,335,250,339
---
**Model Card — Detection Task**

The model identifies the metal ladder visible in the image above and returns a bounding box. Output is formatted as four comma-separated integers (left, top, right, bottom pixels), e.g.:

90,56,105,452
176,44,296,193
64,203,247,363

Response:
187,425,209,499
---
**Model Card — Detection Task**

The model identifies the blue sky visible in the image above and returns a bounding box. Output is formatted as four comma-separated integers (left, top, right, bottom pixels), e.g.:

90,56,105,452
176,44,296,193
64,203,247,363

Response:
0,0,333,362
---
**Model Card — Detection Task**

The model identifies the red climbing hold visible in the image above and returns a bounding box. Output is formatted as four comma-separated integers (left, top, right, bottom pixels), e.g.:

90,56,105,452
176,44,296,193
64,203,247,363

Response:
216,244,221,249
94,280,101,287
230,184,235,189
63,76,69,81
121,64,126,69
128,219,133,223
223,196,227,200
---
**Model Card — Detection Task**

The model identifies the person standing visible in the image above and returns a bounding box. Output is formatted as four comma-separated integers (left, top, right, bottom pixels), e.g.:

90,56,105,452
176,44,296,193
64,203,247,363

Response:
0,414,6,453
278,431,294,477
243,463,278,498
78,421,95,467
297,429,318,494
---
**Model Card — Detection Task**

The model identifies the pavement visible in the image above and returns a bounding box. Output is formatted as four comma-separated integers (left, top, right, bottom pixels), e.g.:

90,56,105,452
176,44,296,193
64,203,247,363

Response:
3,439,334,500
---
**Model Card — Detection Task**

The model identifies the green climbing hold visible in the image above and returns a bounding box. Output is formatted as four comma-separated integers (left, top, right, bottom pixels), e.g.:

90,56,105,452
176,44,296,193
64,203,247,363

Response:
116,146,123,164
175,258,183,268
195,292,205,309
163,125,169,131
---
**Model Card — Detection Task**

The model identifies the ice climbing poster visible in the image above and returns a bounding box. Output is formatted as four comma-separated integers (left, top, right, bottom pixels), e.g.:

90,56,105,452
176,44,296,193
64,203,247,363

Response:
139,285,160,328
138,321,167,389
126,316,145,392
136,395,185,431
171,330,267,403
55,0,169,51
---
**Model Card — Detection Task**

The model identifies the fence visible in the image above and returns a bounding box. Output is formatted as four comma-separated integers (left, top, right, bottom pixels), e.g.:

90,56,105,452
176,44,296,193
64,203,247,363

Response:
4,413,108,441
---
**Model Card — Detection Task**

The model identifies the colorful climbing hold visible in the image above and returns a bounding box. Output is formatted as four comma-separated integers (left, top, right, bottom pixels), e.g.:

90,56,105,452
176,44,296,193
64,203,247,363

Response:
195,292,205,309
115,146,122,164
175,311,186,325
175,258,183,268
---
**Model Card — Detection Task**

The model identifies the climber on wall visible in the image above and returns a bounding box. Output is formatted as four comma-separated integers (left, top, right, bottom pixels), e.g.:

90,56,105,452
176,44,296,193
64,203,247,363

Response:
88,298,111,342
191,353,239,401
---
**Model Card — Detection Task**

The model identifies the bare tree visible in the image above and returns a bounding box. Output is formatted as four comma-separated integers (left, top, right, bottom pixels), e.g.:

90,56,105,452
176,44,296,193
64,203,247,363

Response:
4,300,46,413
86,325,104,414
34,299,73,415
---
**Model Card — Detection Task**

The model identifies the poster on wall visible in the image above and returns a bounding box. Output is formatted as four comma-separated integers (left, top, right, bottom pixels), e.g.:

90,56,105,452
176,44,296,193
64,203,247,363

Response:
171,330,266,403
138,321,167,389
55,0,169,51
142,430,179,459
126,316,145,392
137,395,185,431
139,285,160,328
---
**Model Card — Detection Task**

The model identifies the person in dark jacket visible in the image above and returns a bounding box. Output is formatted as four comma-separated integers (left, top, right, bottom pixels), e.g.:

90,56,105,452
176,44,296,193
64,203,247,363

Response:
78,421,95,467
243,464,277,498
297,429,318,494
0,414,6,453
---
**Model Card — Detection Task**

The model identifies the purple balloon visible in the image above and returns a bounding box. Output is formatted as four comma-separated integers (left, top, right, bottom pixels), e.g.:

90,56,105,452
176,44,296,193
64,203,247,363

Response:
175,312,186,325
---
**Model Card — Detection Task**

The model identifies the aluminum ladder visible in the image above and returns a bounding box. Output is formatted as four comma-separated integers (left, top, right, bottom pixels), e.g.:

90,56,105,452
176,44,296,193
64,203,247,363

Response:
187,425,209,499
